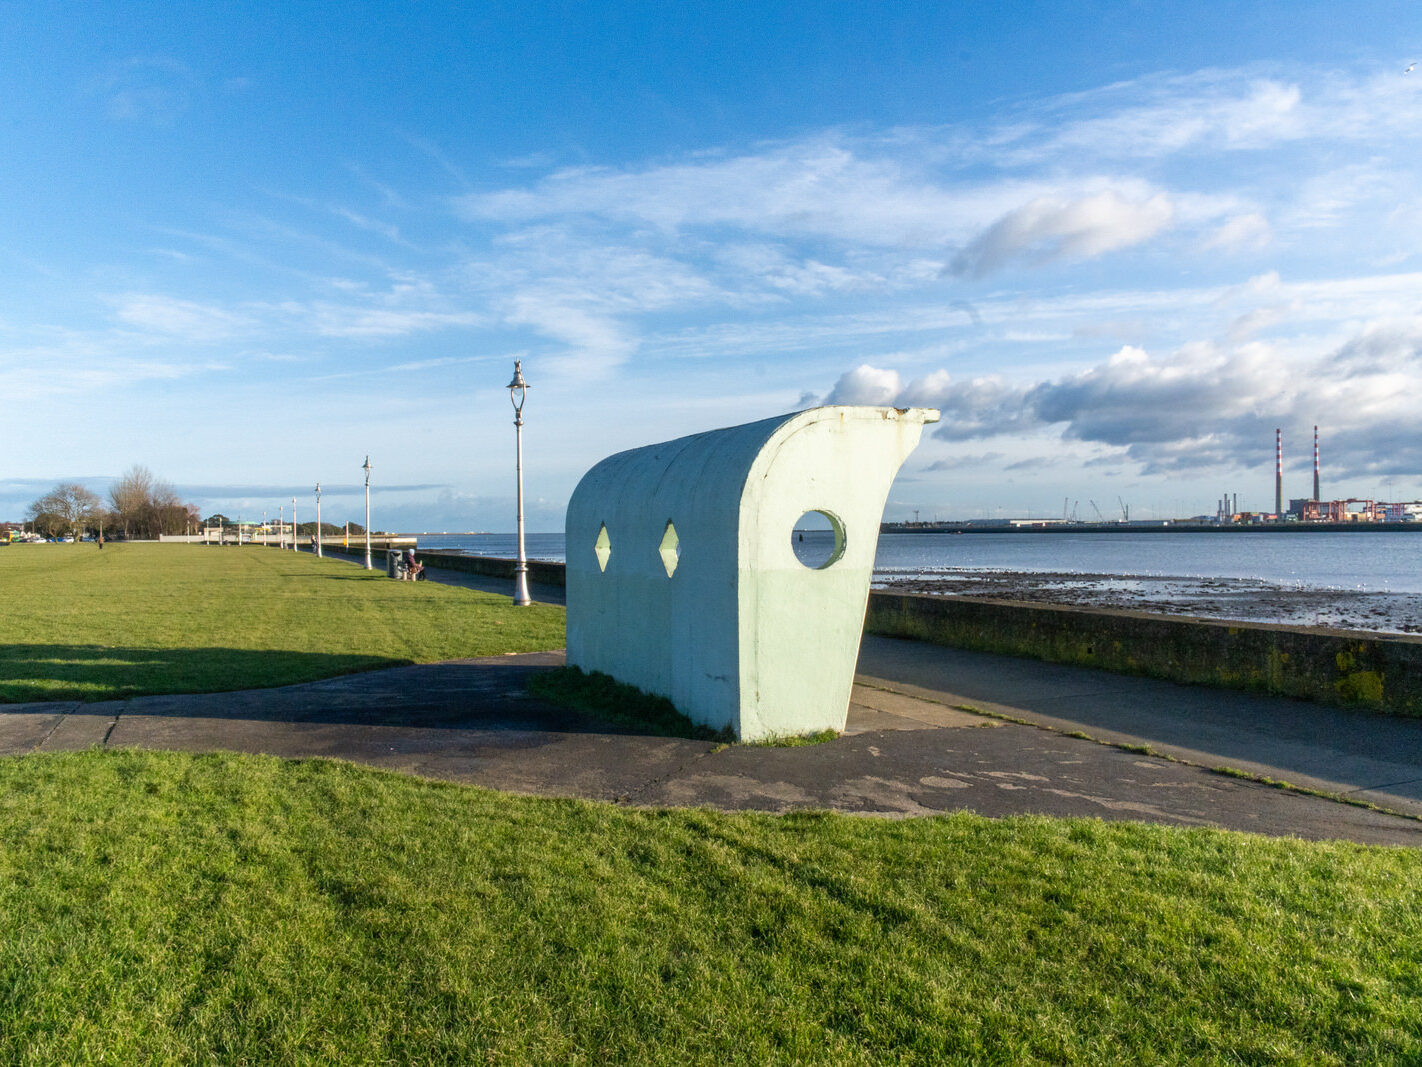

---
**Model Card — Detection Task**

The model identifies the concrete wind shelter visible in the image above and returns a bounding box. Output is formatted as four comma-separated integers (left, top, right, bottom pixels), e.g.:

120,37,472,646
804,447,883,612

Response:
565,405,940,740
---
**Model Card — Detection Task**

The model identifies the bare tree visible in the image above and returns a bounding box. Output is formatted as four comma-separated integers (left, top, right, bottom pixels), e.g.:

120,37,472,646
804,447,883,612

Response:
27,483,102,541
109,465,155,539
107,465,199,538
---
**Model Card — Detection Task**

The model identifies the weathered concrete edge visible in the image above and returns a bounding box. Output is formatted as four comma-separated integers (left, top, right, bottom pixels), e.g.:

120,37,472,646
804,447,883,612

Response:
325,548,1422,719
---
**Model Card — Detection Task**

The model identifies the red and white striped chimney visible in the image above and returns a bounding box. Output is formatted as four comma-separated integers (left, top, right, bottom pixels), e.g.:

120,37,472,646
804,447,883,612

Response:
1313,425,1320,502
1275,428,1283,516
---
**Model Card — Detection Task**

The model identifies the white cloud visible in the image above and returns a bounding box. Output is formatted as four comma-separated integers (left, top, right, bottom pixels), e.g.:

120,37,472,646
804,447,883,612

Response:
824,364,902,405
501,295,635,377
922,452,1005,471
292,303,485,339
950,190,1174,278
823,315,1422,479
0,340,211,401
986,66,1422,164
458,138,1126,251
86,56,199,125
1287,162,1403,229
111,294,250,340
1204,212,1272,252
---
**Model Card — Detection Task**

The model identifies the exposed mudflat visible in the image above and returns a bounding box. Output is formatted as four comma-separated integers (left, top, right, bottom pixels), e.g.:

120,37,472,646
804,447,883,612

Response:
875,570,1422,635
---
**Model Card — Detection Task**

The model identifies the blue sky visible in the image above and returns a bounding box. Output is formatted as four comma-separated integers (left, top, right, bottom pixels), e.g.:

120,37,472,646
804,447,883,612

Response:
3,1,1421,529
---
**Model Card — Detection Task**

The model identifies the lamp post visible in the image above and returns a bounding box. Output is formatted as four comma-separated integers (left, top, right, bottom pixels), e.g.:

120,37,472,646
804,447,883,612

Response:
362,455,373,569
314,483,322,557
278,506,283,549
508,360,531,606
291,497,297,551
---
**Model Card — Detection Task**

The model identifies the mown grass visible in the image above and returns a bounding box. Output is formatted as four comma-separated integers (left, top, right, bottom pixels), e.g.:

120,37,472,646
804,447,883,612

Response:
0,748,1418,1065
0,543,564,701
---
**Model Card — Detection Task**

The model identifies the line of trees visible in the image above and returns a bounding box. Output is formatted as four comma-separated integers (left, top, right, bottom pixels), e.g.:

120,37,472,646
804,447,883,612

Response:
25,466,201,541
25,484,104,541
108,466,200,540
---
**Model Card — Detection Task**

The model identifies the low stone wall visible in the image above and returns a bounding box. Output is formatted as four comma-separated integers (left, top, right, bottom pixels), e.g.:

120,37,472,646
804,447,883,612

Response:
322,544,566,586
865,591,1422,719
411,550,568,587
317,549,1422,717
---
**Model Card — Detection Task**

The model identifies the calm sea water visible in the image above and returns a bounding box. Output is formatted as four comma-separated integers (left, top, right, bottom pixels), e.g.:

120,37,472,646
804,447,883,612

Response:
412,529,1422,594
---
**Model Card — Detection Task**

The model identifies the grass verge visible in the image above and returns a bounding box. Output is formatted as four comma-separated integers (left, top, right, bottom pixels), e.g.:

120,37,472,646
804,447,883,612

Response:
0,543,565,701
1,749,1420,1065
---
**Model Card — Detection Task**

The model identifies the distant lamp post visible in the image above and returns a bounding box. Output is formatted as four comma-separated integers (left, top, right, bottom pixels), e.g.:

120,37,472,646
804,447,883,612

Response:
278,506,283,549
291,497,297,551
508,360,532,606
314,483,323,557
362,455,373,569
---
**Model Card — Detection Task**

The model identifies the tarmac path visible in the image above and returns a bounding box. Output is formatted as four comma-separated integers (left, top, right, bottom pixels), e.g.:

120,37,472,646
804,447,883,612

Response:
5,553,1420,845
3,633,1421,846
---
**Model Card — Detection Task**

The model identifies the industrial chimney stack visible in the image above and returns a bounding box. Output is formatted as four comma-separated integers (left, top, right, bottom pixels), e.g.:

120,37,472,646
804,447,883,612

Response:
1313,425,1320,502
1275,428,1283,517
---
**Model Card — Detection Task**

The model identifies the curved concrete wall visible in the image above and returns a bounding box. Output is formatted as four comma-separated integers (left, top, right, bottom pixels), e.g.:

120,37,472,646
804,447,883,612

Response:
565,406,937,740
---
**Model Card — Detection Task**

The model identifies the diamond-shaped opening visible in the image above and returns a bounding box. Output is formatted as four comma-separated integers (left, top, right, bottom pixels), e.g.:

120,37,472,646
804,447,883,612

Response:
658,521,680,577
594,523,611,573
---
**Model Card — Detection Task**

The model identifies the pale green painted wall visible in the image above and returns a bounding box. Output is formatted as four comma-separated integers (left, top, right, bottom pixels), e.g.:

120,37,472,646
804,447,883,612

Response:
566,406,938,740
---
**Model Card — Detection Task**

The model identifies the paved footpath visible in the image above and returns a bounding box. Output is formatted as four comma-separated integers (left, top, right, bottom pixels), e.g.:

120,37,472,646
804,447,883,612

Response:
3,627,1421,846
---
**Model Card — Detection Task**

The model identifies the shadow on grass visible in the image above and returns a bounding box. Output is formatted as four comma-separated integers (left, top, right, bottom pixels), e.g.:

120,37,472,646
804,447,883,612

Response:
0,645,616,737
280,574,386,581
0,644,410,705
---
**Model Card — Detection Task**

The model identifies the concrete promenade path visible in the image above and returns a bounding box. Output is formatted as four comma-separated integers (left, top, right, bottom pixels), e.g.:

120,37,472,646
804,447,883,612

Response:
3,554,1420,846
2,635,1421,846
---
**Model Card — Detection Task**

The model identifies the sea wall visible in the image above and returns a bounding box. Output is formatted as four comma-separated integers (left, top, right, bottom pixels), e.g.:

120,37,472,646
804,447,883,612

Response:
323,549,1422,718
864,591,1422,719
322,544,567,586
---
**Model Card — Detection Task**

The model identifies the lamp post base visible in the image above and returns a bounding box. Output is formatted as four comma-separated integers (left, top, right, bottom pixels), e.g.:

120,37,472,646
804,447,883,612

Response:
513,564,532,606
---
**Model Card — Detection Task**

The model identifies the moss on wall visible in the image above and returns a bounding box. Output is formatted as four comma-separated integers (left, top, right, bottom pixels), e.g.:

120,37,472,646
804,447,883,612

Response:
863,592,1422,719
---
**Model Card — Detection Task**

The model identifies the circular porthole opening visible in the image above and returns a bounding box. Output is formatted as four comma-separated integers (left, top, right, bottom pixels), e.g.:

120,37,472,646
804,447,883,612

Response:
791,510,846,569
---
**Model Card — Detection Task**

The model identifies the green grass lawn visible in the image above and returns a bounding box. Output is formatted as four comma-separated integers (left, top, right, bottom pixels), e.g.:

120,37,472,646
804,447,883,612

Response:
0,543,565,701
0,749,1417,1065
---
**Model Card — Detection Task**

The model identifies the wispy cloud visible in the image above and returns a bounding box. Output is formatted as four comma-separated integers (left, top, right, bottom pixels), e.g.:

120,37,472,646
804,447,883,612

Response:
949,189,1174,278
84,56,199,125
981,66,1422,164
175,482,451,498
110,294,251,340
